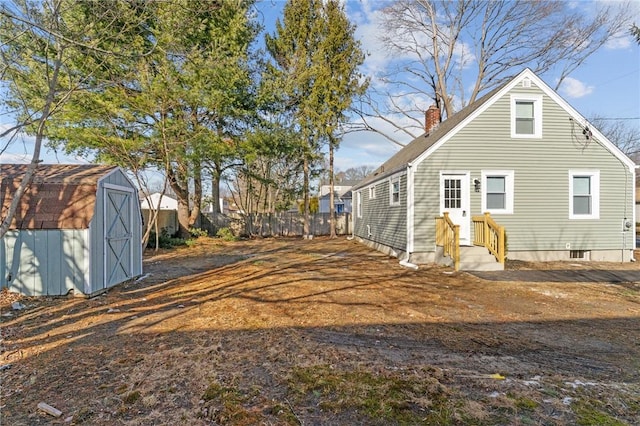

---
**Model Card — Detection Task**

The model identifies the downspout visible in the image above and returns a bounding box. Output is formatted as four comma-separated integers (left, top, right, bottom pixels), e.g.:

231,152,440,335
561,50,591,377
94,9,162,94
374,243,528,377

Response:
347,190,356,240
400,162,419,270
622,165,640,262
620,161,637,262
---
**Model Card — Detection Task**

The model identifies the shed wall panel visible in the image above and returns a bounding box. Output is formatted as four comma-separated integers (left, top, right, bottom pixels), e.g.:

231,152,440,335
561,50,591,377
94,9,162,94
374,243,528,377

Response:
1,229,88,295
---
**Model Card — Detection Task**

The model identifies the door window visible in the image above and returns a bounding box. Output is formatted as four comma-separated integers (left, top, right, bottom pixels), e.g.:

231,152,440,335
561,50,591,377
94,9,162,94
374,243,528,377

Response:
444,178,461,209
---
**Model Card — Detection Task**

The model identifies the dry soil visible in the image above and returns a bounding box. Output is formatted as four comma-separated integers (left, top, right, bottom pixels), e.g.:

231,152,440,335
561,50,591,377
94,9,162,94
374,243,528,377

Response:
1,237,639,425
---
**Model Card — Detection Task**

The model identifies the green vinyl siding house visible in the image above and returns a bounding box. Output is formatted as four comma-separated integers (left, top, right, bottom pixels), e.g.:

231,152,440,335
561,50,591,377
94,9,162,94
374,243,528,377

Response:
352,69,637,269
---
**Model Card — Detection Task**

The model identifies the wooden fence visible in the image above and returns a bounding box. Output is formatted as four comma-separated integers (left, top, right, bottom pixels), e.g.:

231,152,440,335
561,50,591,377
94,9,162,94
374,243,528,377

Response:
200,212,352,237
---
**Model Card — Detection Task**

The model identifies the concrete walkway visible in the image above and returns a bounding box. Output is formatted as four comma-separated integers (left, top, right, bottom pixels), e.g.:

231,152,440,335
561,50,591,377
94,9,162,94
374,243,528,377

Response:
471,269,640,283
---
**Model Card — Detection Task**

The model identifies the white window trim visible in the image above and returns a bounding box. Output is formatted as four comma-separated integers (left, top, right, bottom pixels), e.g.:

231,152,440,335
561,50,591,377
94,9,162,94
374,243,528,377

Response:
356,191,362,218
511,94,543,139
389,176,401,206
481,170,514,214
569,170,600,220
369,185,376,199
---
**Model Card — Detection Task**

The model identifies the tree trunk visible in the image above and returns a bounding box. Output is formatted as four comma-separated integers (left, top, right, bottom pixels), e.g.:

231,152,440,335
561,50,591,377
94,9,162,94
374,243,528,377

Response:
303,156,310,238
189,163,202,228
210,163,222,215
168,166,191,239
329,139,336,238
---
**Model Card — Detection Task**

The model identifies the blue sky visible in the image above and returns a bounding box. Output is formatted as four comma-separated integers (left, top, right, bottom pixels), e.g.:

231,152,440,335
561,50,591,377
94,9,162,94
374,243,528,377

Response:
2,0,639,173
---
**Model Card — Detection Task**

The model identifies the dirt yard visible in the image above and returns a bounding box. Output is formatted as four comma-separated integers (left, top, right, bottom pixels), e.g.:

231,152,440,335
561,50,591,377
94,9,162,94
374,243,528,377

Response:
1,237,639,425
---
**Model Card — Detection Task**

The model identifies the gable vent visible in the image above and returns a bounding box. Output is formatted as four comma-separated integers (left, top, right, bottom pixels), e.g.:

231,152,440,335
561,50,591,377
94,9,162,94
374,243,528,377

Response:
522,78,531,88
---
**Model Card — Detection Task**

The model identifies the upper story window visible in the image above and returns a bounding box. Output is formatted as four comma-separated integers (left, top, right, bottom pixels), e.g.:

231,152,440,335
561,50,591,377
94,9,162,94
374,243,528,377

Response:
511,94,542,138
569,170,599,219
481,170,514,214
369,185,376,199
515,101,534,134
390,177,400,205
356,191,362,218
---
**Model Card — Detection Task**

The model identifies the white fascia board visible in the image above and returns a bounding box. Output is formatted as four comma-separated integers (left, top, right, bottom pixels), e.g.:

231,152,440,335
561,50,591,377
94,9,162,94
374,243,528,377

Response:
410,68,636,174
522,70,637,173
410,71,529,169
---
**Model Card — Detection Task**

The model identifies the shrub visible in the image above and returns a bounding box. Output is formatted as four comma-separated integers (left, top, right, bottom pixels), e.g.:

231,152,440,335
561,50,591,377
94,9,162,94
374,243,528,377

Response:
216,227,237,242
189,227,209,238
147,229,187,249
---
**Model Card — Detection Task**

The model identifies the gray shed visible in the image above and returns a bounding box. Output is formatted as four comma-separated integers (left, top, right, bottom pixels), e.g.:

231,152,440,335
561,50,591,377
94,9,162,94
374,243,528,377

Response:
1,164,143,296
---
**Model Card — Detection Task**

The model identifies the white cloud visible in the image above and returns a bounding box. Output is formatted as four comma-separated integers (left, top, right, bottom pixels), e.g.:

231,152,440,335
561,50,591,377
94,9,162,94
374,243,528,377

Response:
1,119,94,164
453,41,476,70
0,152,30,163
335,130,400,171
559,77,594,99
333,110,421,170
350,1,396,77
605,33,632,50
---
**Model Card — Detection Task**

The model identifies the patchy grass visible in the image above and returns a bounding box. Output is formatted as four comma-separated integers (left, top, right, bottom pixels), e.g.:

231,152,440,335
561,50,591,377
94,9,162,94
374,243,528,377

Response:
508,393,539,411
287,365,455,424
573,401,627,426
571,390,638,426
199,381,299,425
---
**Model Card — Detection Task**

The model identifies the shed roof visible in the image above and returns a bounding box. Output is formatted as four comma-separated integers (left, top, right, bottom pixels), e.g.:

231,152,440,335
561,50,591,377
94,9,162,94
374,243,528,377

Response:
1,164,117,230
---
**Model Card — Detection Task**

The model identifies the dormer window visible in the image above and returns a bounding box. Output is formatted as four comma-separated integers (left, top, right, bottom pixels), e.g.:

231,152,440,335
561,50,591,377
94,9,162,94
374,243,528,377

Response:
511,94,542,138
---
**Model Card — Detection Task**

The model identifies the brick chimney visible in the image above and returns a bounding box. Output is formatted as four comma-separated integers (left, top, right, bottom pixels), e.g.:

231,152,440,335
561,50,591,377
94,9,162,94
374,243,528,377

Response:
425,104,440,135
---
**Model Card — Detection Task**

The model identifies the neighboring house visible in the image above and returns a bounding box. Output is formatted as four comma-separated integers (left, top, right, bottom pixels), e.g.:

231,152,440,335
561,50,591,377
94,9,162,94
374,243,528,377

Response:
1,164,143,296
140,192,179,236
319,190,353,214
352,69,637,269
318,181,358,213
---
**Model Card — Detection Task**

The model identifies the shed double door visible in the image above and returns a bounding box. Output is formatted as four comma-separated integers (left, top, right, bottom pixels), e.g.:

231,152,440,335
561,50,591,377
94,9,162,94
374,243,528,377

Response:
104,187,134,288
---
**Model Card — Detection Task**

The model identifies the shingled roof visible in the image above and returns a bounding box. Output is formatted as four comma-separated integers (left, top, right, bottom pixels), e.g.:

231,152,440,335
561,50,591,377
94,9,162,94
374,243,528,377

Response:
1,164,116,229
352,81,509,191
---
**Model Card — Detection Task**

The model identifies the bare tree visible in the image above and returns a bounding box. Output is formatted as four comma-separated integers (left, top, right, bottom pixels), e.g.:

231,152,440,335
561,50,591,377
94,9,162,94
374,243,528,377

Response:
0,0,153,239
340,165,376,182
354,0,632,146
589,115,640,157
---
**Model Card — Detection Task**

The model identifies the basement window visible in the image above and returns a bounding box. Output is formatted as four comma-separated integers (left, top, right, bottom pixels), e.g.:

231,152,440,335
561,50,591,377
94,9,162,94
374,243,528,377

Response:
569,250,590,260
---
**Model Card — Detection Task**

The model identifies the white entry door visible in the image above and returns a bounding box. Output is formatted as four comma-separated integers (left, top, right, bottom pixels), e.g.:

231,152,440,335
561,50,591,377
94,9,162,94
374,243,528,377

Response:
440,173,470,245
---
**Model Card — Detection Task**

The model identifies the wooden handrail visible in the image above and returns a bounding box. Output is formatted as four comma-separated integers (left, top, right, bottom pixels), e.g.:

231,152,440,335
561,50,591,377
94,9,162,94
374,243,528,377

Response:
435,212,460,271
471,212,505,264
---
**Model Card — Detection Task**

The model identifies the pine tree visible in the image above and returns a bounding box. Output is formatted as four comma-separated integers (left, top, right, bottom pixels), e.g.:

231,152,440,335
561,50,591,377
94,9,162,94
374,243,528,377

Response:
264,0,366,238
